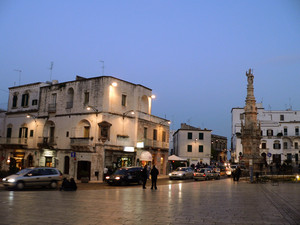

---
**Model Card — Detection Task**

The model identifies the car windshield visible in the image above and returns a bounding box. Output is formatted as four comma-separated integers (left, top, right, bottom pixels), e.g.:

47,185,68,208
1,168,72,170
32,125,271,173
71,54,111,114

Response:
176,168,187,171
16,168,32,175
114,169,127,175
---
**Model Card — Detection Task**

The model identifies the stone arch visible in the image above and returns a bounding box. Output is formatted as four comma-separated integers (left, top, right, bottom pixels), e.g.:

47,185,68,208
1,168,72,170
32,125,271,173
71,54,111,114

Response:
77,119,91,138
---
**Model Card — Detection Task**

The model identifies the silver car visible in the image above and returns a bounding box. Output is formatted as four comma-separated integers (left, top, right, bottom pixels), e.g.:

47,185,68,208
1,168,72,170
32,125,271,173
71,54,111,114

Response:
2,167,62,190
169,167,194,180
194,168,220,181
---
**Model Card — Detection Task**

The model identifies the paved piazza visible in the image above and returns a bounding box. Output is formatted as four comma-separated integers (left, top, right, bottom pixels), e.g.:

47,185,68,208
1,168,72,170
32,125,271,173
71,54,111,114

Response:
0,179,299,225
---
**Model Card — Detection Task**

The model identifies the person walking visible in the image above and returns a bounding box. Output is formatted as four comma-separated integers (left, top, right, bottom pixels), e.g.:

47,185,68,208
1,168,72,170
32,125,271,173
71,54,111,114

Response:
235,166,241,181
150,165,159,190
142,165,148,189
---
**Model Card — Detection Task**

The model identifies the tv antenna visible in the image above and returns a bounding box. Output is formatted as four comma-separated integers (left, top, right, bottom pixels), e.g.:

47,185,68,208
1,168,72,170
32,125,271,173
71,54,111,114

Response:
14,69,22,86
49,62,54,80
99,60,104,76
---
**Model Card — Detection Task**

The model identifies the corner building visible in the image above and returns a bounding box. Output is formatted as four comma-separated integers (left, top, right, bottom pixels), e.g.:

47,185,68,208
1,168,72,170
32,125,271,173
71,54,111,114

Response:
0,76,170,181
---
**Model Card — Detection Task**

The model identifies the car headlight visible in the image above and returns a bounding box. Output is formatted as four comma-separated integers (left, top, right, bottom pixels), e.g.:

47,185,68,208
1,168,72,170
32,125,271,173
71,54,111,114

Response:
178,174,183,176
7,178,15,183
168,173,172,176
115,176,120,180
2,178,6,182
105,176,110,180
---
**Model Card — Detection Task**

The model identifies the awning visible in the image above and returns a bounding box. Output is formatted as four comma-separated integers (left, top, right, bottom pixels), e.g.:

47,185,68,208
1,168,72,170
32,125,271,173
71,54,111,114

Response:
140,151,152,161
168,155,187,161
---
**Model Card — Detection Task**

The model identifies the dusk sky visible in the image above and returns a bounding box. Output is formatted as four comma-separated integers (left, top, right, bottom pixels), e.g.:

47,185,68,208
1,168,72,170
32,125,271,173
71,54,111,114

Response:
1,1,300,145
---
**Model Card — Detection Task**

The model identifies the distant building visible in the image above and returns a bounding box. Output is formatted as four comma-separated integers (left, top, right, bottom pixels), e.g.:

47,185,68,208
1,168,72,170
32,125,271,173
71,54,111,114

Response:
0,76,170,180
173,123,212,165
211,134,227,163
232,103,300,166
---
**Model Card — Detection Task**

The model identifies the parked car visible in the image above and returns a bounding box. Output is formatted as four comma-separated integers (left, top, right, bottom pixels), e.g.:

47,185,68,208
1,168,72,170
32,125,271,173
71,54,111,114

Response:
105,166,143,186
2,167,62,190
169,167,194,180
194,168,220,181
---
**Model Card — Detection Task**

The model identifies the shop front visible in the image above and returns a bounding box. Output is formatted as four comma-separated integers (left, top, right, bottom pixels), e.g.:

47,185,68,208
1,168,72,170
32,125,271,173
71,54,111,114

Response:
105,149,136,171
40,149,57,167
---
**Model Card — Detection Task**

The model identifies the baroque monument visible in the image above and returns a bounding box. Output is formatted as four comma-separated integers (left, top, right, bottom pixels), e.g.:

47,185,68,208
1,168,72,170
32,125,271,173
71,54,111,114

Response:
240,69,262,181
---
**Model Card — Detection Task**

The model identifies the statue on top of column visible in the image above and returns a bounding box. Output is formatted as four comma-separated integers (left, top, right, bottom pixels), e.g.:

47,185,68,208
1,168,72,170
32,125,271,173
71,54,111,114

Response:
246,69,254,85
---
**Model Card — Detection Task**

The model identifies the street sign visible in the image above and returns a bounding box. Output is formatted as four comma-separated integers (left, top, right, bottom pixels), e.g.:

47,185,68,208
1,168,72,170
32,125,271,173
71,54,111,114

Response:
71,152,76,158
267,153,272,158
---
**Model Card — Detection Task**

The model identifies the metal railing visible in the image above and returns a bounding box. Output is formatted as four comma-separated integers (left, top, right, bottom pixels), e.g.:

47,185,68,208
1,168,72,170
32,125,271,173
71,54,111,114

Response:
0,137,28,145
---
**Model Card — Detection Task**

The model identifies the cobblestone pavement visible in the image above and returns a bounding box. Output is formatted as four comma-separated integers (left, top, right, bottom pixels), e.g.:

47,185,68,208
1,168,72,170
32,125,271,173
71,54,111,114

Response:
0,179,299,225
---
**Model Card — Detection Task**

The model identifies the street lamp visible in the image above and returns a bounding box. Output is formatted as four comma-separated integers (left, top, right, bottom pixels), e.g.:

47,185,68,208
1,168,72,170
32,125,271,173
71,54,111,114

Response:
87,106,99,116
159,120,171,126
123,110,135,119
26,114,37,122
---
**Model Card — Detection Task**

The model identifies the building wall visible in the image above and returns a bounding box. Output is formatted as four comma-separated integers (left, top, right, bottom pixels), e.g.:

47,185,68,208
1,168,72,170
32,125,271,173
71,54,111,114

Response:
0,76,170,180
173,124,212,165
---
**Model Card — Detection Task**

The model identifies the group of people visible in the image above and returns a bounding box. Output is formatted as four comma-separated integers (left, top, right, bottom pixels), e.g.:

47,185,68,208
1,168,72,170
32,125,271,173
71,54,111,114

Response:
60,178,77,191
142,165,159,190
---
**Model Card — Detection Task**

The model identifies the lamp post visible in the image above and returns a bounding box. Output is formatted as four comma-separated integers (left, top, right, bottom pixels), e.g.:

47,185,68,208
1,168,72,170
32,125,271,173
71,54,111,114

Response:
87,106,99,116
122,110,135,119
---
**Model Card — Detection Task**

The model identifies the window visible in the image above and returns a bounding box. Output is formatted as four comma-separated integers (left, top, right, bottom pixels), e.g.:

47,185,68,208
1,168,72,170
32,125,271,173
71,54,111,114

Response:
45,157,52,167
66,88,74,109
295,127,299,136
284,127,288,136
162,131,166,142
30,130,34,137
144,127,148,139
273,141,281,149
19,127,28,138
32,99,38,105
187,132,192,139
6,127,12,138
122,94,127,106
295,142,298,149
199,145,203,152
66,131,69,137
283,142,288,149
267,129,273,137
98,121,111,142
21,93,29,107
199,133,203,140
84,92,89,105
240,113,244,120
84,126,90,138
261,143,266,149
280,115,284,121
12,94,18,108
153,129,157,140
187,145,192,152
287,153,292,161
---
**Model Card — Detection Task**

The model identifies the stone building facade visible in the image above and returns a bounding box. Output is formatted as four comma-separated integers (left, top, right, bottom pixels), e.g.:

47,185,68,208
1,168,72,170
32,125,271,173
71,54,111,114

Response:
211,134,227,163
0,76,170,180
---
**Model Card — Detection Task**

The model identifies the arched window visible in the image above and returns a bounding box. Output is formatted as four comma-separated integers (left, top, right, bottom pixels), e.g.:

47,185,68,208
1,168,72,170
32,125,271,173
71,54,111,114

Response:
273,141,281,150
66,88,74,109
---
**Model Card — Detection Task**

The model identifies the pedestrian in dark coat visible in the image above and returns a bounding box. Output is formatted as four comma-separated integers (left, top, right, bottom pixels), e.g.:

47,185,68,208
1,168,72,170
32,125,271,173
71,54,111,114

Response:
142,165,148,189
70,178,77,191
235,166,241,181
150,165,159,190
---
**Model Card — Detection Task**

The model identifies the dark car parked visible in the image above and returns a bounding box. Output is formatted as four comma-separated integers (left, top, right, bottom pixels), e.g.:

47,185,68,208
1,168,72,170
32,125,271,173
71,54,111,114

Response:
105,166,143,186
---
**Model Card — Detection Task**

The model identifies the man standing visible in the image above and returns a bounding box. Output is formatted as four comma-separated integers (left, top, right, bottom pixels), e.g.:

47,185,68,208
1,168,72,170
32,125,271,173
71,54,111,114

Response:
150,165,159,190
142,165,148,189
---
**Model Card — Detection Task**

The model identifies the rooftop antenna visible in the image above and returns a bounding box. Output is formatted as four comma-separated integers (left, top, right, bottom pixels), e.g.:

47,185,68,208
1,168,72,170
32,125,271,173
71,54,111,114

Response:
99,60,104,76
49,62,54,80
14,69,22,86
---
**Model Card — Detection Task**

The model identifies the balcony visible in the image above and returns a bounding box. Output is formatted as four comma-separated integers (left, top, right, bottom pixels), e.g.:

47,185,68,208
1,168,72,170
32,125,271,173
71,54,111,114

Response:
143,139,169,150
48,103,56,112
70,137,94,152
0,137,28,148
37,137,57,149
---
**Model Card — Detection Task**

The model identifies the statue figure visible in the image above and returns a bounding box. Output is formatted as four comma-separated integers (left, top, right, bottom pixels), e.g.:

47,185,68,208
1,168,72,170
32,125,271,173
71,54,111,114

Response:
246,69,253,85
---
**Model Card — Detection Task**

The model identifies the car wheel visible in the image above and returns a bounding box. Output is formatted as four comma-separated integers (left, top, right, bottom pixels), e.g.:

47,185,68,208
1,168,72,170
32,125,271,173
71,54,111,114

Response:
16,181,24,190
50,181,58,189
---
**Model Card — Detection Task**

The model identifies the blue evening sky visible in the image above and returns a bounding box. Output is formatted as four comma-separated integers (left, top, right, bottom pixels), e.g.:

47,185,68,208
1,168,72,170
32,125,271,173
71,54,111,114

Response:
1,0,300,145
